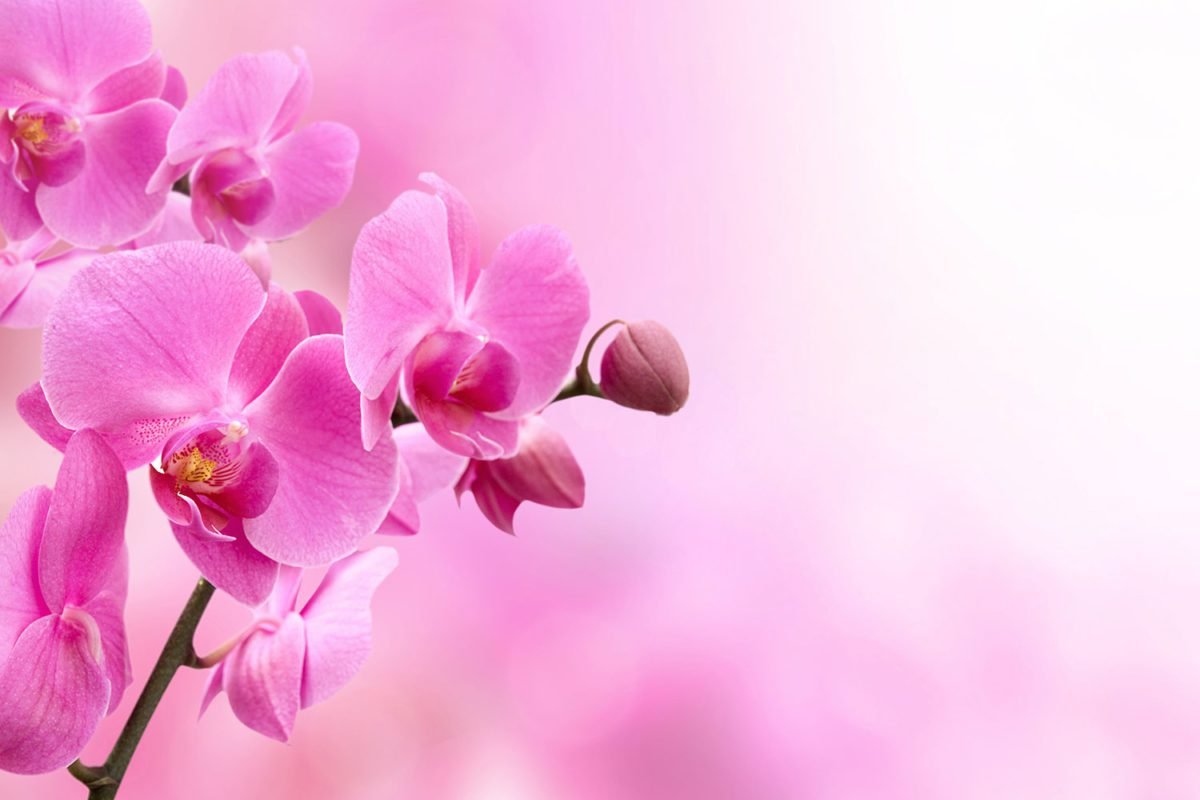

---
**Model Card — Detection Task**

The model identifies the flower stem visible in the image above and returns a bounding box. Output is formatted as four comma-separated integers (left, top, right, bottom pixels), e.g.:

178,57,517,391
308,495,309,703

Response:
68,578,216,800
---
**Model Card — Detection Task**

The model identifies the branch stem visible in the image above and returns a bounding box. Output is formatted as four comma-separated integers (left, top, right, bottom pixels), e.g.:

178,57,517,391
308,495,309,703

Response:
68,578,216,800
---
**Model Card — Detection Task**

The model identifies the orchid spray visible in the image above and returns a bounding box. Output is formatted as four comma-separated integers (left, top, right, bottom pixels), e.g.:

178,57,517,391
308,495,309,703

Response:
0,1,689,797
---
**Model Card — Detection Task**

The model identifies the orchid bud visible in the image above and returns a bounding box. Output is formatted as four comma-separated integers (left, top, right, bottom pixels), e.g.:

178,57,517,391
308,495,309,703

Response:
599,320,689,415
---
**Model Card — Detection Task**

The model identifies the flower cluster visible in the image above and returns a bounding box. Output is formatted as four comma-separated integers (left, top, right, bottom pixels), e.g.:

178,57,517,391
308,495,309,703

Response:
0,0,689,789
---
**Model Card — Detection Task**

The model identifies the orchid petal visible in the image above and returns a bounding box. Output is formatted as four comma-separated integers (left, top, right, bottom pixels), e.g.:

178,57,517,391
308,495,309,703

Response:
345,190,455,400
376,451,418,536
125,192,201,248
0,248,97,329
84,50,166,115
410,390,520,460
161,66,188,110
489,416,585,509
466,225,589,418
170,517,279,606
0,487,51,664
227,283,307,409
299,548,397,708
360,368,399,450
393,425,469,503
36,99,176,247
85,552,131,714
0,614,109,774
419,173,480,301
0,170,43,242
224,612,305,742
16,382,72,453
0,0,153,106
244,335,400,566
38,430,128,612
265,49,311,143
164,51,307,165
294,290,342,335
456,462,521,535
0,257,35,320
42,243,265,466
246,122,358,241
199,661,225,718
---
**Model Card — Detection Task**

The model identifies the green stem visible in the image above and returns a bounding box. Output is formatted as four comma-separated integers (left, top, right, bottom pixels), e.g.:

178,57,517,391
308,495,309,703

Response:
68,578,216,800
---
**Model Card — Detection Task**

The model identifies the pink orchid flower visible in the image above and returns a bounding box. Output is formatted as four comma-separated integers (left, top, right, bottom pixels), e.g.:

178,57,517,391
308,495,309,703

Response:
345,174,590,457
0,0,177,247
382,415,585,536
35,242,399,605
148,50,358,253
0,225,98,328
0,430,130,774
200,548,397,742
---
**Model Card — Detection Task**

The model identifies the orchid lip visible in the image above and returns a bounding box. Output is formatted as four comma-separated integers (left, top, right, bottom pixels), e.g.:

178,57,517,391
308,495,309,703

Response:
161,416,254,494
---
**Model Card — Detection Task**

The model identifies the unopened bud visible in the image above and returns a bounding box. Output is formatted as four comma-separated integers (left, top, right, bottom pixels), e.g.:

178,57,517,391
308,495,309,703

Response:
599,320,689,415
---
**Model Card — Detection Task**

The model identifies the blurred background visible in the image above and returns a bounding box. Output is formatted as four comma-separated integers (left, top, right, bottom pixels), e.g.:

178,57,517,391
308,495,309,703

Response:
4,0,1200,797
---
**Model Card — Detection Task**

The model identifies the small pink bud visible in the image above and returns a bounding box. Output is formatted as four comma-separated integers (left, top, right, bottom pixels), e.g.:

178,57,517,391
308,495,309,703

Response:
599,320,689,415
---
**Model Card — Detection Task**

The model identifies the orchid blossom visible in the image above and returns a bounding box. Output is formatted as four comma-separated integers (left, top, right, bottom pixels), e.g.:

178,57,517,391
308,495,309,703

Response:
0,430,130,774
33,242,398,603
345,174,590,458
0,0,176,247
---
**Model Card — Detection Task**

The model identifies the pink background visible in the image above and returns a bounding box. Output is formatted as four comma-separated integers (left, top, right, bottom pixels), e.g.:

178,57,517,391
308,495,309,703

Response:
5,1,1200,797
